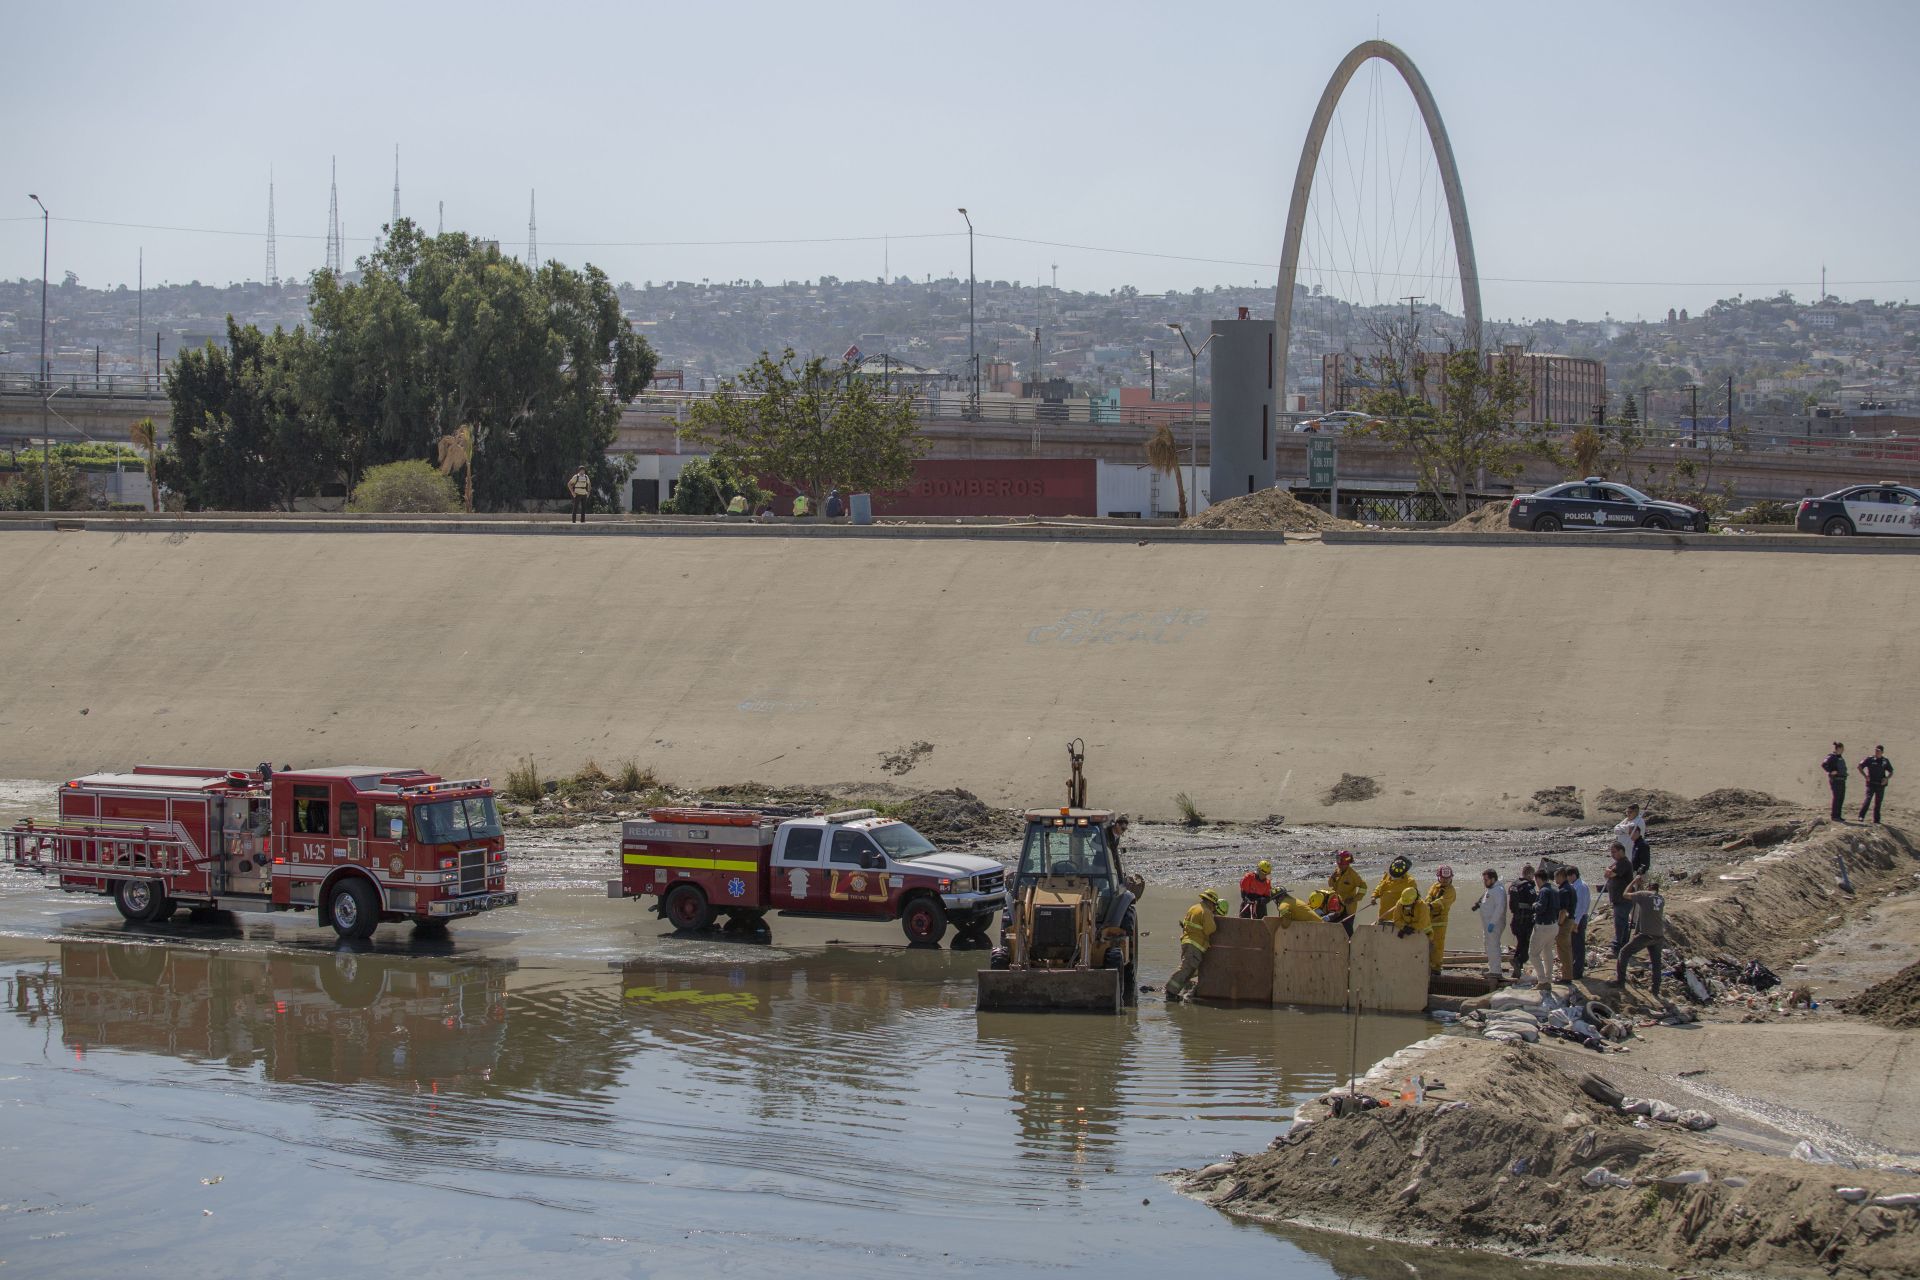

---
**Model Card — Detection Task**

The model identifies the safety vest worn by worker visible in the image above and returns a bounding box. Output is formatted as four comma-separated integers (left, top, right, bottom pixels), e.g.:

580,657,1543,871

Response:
1180,903,1218,951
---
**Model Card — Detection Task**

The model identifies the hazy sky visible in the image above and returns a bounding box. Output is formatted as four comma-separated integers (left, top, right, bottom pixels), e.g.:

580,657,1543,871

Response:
6,0,1919,320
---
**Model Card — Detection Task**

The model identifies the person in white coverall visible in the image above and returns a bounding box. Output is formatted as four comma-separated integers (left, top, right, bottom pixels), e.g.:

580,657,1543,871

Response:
1473,868,1508,980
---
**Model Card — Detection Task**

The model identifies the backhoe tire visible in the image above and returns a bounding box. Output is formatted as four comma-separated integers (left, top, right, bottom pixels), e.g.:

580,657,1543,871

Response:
901,896,949,947
663,884,713,933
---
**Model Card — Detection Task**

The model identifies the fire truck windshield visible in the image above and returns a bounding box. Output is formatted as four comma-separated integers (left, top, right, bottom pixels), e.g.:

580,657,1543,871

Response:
868,822,936,860
413,796,503,844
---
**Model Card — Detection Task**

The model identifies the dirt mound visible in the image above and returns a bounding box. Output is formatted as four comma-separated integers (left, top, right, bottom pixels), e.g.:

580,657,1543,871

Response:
1440,499,1512,533
1321,773,1380,805
1182,489,1357,532
1527,785,1586,821
1848,960,1920,1029
891,788,1016,846
1593,786,1791,838
1181,1036,1920,1277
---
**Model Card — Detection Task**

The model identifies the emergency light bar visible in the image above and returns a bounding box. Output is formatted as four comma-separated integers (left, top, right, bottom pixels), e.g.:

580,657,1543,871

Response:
395,778,491,797
825,809,878,823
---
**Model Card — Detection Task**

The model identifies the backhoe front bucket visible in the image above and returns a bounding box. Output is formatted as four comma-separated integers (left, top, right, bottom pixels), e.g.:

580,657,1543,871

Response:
976,966,1123,1013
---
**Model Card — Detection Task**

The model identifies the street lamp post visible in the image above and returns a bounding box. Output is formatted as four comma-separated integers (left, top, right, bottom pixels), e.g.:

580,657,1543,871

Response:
1685,382,1701,446
29,194,50,511
957,208,976,418
1166,322,1219,513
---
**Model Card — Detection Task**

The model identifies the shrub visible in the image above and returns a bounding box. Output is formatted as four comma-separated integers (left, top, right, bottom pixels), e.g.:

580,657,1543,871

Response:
347,460,461,514
505,757,543,803
1175,791,1204,826
0,458,91,511
614,760,657,792
663,455,769,515
1734,499,1793,525
569,760,611,792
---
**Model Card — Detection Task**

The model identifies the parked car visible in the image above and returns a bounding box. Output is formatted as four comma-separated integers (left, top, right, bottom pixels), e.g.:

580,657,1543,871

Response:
1795,483,1920,536
1507,478,1708,533
1291,410,1383,435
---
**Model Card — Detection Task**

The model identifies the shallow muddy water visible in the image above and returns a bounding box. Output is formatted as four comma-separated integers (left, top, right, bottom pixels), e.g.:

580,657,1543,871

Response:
0,787,1608,1279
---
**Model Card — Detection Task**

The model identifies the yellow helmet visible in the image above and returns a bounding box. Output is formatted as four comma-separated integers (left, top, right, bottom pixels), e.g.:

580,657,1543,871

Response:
1257,859,1272,876
1399,886,1419,906
1199,889,1224,913
1307,890,1329,909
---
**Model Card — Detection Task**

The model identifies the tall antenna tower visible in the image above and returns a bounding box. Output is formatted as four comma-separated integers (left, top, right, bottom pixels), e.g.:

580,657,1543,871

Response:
437,200,444,236
325,157,341,274
526,190,538,268
391,145,401,230
266,167,278,287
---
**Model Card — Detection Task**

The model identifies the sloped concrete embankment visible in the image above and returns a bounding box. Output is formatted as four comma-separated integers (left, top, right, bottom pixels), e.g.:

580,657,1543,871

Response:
0,529,1914,823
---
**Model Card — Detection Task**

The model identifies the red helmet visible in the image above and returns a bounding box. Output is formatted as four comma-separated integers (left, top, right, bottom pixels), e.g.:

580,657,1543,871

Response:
1437,865,1454,880
1336,850,1353,866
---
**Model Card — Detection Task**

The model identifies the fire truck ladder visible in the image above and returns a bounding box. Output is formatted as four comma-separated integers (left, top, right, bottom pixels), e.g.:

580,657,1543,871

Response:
4,818,202,883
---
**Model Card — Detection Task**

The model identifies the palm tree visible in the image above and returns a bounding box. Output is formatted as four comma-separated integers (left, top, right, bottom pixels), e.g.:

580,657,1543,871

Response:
128,417,158,511
1146,423,1187,518
436,424,474,512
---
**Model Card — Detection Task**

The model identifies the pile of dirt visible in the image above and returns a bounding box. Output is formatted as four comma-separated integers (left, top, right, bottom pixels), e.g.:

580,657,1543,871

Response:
1180,1036,1920,1277
891,788,1018,846
1848,960,1920,1029
1322,773,1380,805
1527,785,1587,821
1182,489,1357,532
1440,499,1512,533
1593,786,1793,841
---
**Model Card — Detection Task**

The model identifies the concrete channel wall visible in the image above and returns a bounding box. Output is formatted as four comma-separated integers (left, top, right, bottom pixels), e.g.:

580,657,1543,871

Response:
0,521,1912,824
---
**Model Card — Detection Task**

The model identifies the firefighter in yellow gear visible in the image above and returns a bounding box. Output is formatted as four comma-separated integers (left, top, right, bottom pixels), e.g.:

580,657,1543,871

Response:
1379,885,1432,937
1367,856,1417,923
1166,889,1224,1001
1424,866,1456,974
1271,888,1322,926
1328,851,1366,914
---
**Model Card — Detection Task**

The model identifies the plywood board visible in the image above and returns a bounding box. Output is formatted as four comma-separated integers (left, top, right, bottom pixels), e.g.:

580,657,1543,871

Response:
1195,916,1277,1002
1270,920,1352,1009
1351,926,1431,1013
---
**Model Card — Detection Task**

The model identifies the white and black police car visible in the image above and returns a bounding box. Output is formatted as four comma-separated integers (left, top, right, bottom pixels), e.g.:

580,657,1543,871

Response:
1796,484,1920,536
1507,478,1709,533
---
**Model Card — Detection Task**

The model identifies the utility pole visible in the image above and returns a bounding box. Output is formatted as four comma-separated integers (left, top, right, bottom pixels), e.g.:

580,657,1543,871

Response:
1168,322,1218,514
30,193,50,511
137,247,143,388
958,208,976,418
1686,382,1701,445
266,167,278,287
1727,373,1735,440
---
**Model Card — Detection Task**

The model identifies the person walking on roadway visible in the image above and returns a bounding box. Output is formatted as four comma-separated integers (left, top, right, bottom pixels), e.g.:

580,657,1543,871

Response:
1240,860,1275,918
568,465,591,523
1367,856,1417,924
1858,745,1894,824
1526,867,1561,989
1472,869,1507,980
1424,867,1455,975
1823,742,1849,821
1165,889,1224,1002
1507,863,1537,981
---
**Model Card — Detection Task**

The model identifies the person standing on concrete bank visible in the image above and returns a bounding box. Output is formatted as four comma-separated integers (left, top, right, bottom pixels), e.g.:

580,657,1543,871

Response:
1613,804,1650,876
1165,889,1224,1002
1568,866,1592,977
1604,843,1634,953
568,465,592,522
1472,869,1507,980
1328,851,1366,935
1858,746,1894,824
1527,868,1561,988
1508,864,1538,980
1239,860,1274,918
1552,867,1578,982
824,489,845,519
1614,876,1668,997
1424,866,1456,974
1823,742,1849,821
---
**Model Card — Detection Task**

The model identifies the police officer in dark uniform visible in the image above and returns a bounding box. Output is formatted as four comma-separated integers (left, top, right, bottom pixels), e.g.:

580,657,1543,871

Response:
1858,745,1895,824
1822,741,1849,821
1507,862,1538,981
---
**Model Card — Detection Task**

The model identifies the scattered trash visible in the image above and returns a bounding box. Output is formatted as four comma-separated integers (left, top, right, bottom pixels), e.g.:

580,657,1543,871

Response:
1658,1170,1712,1186
1582,1167,1633,1190
1870,1192,1920,1208
1723,1176,1750,1188
1676,1109,1717,1131
1835,1187,1870,1203
1510,1157,1532,1176
1792,1140,1844,1166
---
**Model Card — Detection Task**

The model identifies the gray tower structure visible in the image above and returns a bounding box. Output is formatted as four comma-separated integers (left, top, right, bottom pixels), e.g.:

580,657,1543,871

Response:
1208,312,1278,501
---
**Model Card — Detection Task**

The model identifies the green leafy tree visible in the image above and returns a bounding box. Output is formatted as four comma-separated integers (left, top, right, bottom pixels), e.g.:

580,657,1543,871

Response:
1354,346,1545,517
681,348,925,506
0,453,91,510
1569,425,1606,476
347,460,462,513
158,317,333,510
662,455,770,515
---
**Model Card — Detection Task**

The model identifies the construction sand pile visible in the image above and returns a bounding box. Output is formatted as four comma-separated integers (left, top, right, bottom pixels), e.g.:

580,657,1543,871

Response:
1847,960,1920,1030
1440,498,1513,532
1179,1035,1920,1277
1181,489,1357,532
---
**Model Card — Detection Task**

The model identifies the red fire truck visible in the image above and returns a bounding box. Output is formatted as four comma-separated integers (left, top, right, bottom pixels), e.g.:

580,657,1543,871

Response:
612,806,1006,946
3,763,516,940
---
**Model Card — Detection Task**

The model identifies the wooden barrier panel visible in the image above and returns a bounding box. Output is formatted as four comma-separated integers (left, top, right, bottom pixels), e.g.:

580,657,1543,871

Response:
1351,926,1432,1013
1194,916,1277,1002
1270,920,1352,1009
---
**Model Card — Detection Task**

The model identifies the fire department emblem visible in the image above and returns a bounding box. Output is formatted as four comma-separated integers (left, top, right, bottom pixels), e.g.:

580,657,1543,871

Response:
389,856,403,875
848,874,868,893
787,868,809,900
726,876,747,898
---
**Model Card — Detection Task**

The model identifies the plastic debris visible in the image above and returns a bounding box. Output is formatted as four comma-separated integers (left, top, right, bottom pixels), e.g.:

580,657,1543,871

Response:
1676,1109,1717,1131
1835,1187,1870,1203
1510,1157,1532,1176
1722,1176,1749,1188
1871,1192,1920,1207
1659,1170,1712,1186
1791,1140,1842,1165
1581,1167,1633,1189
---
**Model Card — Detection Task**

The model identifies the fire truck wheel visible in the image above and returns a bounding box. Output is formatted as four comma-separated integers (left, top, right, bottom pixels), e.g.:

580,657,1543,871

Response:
328,878,380,941
320,951,381,1007
106,943,166,984
900,896,949,947
113,877,170,924
663,884,713,933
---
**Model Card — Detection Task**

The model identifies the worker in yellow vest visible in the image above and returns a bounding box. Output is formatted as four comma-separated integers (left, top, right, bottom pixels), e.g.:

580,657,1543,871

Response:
1379,886,1431,938
1424,866,1456,974
1165,889,1224,1002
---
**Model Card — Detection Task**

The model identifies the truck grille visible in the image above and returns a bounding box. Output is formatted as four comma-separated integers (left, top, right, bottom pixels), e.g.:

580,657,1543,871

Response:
976,870,1005,896
459,848,486,896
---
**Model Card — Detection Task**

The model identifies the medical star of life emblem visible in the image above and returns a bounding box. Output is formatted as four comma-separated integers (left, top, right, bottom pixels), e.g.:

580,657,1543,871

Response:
726,876,747,899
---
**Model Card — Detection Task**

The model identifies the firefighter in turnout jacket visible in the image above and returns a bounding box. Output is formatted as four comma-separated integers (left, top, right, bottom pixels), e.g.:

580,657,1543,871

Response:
1368,856,1417,924
1379,886,1431,937
1424,866,1456,974
1165,889,1225,1002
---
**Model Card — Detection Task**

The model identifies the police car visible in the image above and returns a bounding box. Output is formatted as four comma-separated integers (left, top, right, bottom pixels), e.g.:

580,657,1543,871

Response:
1507,479,1709,533
1795,484,1920,537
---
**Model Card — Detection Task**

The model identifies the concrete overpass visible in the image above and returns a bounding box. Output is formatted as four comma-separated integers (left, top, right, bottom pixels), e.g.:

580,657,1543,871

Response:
1,386,1908,505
